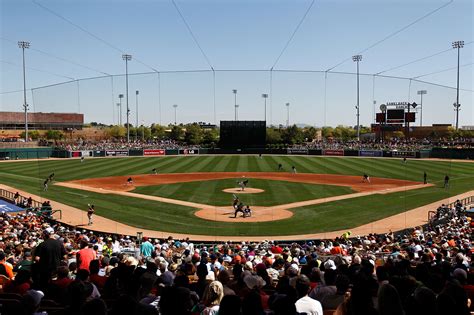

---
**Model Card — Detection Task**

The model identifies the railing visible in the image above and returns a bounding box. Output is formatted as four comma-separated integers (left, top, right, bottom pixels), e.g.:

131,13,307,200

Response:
447,196,474,208
428,195,473,222
0,188,45,209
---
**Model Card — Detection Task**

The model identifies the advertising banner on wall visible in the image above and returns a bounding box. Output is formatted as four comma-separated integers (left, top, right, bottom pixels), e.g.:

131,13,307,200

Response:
287,148,309,155
70,151,81,158
81,150,92,157
323,150,344,156
179,149,199,155
93,150,105,157
391,151,417,158
105,150,129,157
359,150,383,157
143,149,166,156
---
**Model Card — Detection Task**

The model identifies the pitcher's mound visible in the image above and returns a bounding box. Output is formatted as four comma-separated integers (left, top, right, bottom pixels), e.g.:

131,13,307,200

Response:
222,188,264,194
195,206,293,222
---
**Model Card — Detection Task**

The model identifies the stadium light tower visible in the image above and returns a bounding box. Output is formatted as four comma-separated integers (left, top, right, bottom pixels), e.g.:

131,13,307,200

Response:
417,90,427,126
173,104,178,125
122,54,132,142
232,89,238,121
116,103,121,125
352,54,362,141
18,41,30,142
118,94,124,125
235,104,239,120
135,90,139,141
452,41,464,130
286,102,290,127
262,94,268,124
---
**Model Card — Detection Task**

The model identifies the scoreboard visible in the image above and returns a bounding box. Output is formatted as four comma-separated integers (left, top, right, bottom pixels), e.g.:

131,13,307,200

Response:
219,121,266,148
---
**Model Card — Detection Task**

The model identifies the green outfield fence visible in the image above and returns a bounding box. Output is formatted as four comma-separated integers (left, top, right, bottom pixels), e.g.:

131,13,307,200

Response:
1,146,472,160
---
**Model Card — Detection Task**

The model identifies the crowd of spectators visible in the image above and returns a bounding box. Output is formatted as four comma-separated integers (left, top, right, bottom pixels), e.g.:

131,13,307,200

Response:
0,193,472,314
52,139,199,152
291,138,474,151
49,137,474,153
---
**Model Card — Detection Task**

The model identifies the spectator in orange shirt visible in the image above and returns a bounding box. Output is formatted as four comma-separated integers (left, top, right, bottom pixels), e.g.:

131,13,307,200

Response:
0,251,14,279
330,242,343,255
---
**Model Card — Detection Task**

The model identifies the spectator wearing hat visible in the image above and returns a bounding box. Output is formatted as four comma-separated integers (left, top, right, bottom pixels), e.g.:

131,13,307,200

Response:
242,274,269,309
22,289,45,315
14,251,33,272
34,226,67,289
309,268,337,302
198,280,224,315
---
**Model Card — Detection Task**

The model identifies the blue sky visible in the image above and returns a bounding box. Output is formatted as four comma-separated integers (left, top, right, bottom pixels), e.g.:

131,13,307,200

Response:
1,0,472,127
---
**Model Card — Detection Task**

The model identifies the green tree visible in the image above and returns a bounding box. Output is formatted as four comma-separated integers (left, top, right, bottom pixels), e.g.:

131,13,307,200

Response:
281,125,304,144
322,126,334,138
20,130,41,140
169,125,185,141
302,127,318,141
202,128,219,146
184,123,203,145
107,125,126,138
266,128,282,144
45,130,64,140
150,124,166,140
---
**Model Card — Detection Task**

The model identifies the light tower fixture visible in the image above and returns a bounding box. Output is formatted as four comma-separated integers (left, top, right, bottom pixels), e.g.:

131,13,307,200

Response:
116,103,121,125
417,90,427,127
135,90,139,141
122,54,132,142
352,54,362,141
452,41,464,130
173,104,178,125
118,94,124,125
262,93,268,124
18,41,30,142
286,102,290,127
232,89,238,121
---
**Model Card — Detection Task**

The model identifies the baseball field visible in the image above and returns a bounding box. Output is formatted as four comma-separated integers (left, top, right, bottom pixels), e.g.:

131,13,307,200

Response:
1,155,473,237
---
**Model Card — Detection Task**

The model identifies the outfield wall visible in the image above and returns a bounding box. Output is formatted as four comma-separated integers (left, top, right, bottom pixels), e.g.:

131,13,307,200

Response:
1,147,472,160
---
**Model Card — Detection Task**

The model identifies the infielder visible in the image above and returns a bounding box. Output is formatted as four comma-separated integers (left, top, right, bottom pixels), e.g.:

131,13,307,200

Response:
362,174,370,183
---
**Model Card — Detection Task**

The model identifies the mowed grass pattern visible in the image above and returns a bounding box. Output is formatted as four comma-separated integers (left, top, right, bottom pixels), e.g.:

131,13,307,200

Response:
0,156,473,236
132,178,354,206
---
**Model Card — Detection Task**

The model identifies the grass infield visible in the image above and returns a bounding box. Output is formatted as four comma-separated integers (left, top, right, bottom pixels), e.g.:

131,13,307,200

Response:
132,178,354,206
0,155,473,236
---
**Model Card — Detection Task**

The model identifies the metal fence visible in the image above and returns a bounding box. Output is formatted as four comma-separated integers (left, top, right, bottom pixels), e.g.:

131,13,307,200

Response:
0,188,44,209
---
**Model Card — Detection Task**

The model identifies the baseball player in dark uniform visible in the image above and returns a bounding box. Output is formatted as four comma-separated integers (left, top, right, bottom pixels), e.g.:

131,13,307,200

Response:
362,174,370,183
444,175,450,189
87,204,95,225
234,202,244,218
423,171,427,184
127,177,133,185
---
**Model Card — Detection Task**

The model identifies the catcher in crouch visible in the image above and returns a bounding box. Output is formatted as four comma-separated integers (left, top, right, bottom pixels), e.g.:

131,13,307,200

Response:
237,179,249,191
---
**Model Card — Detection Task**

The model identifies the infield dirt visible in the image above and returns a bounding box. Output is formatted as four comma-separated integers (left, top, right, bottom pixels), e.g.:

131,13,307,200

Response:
58,172,428,223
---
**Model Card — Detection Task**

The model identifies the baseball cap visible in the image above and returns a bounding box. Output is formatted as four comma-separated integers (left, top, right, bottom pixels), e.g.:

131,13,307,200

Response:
324,259,336,270
44,227,54,235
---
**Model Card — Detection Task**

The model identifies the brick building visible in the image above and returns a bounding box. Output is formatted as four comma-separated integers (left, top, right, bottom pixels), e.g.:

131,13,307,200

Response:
0,112,84,130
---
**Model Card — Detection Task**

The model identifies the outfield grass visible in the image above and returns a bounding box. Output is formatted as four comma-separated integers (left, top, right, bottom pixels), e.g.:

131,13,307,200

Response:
0,156,473,236
132,178,354,206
